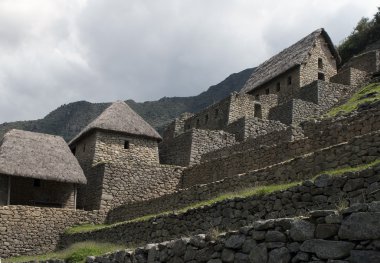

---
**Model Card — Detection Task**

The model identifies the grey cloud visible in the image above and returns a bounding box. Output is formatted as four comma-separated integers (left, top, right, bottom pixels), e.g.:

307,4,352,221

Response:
0,0,378,123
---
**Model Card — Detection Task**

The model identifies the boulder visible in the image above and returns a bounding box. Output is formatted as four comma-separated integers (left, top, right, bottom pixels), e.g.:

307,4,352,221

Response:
300,239,354,259
338,212,380,240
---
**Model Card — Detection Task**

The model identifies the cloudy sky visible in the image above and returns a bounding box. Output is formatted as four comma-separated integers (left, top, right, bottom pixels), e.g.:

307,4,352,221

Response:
0,0,378,123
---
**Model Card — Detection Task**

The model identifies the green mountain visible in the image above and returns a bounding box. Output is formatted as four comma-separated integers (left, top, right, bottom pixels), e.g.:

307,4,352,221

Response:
0,68,255,141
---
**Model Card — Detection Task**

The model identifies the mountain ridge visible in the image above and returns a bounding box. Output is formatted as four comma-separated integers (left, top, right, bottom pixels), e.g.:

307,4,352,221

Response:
0,67,255,141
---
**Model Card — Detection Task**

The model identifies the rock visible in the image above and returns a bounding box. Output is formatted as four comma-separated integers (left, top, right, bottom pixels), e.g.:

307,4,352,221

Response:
314,174,332,188
266,231,286,242
249,243,267,263
242,239,257,253
251,231,266,240
289,220,315,241
300,239,354,259
225,234,246,249
310,210,336,218
343,178,364,192
207,259,222,263
341,203,368,214
292,251,310,262
325,213,343,224
221,248,234,263
368,201,380,212
315,224,339,239
350,250,380,263
339,212,380,240
268,247,290,263
234,252,249,263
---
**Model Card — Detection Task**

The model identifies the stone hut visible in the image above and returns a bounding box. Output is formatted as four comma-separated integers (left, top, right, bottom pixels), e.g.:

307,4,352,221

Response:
69,100,162,169
0,129,86,209
241,28,340,104
69,100,164,209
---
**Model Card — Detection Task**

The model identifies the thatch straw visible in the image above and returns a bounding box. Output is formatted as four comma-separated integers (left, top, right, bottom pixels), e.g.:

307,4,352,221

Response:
241,28,340,94
0,129,86,184
69,101,162,146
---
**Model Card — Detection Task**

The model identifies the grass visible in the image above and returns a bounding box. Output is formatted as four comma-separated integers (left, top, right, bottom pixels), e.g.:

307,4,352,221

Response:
326,82,380,117
315,159,380,179
66,182,299,235
3,242,124,263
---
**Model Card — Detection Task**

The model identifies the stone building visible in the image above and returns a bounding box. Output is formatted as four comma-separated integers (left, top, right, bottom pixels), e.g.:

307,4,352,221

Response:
241,28,340,103
69,101,183,211
0,129,86,209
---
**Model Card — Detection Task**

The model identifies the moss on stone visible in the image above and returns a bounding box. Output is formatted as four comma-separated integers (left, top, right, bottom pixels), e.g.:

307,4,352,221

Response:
326,82,380,117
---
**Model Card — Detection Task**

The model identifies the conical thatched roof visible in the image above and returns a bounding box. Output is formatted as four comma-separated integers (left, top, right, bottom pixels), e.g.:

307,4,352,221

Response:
241,28,340,94
0,129,86,184
69,101,162,145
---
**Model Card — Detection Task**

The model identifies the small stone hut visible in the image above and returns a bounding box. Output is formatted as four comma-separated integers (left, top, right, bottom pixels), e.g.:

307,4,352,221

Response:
0,129,86,209
69,101,162,209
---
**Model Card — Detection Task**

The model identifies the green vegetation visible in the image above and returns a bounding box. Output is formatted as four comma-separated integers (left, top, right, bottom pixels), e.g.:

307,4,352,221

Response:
338,7,380,64
4,242,123,263
315,159,380,179
326,83,380,117
66,182,299,235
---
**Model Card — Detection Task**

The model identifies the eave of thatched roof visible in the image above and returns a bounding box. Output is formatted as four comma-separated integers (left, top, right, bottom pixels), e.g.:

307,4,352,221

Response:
241,28,340,94
0,129,86,184
69,101,162,146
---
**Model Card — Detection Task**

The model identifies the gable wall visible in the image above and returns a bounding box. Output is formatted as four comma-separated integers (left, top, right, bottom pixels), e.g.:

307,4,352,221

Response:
300,34,337,87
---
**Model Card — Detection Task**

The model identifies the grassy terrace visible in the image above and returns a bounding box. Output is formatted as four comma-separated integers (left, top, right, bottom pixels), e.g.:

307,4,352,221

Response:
66,159,380,235
326,82,380,117
4,242,124,263
8,159,380,262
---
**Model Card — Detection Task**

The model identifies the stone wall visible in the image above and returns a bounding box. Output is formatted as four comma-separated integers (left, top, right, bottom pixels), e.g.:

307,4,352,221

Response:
224,117,287,141
201,126,303,162
297,80,356,111
181,115,380,188
182,93,256,132
61,164,380,252
107,130,380,222
159,129,236,167
89,202,380,263
162,112,193,140
9,177,76,209
269,99,320,125
183,96,231,131
341,50,380,74
331,67,368,87
93,131,159,165
248,67,301,106
94,162,184,211
299,34,337,87
0,206,105,258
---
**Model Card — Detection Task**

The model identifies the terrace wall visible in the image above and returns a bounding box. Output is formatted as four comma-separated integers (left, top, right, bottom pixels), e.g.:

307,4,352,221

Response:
61,165,380,251
91,203,380,263
107,130,380,223
0,206,105,258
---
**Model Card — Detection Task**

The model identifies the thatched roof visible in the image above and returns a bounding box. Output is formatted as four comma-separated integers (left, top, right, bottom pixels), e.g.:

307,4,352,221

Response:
69,101,162,145
0,129,86,184
241,28,340,94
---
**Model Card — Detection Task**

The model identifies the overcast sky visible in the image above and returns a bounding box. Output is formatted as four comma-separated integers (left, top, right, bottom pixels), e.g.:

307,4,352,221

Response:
0,0,378,123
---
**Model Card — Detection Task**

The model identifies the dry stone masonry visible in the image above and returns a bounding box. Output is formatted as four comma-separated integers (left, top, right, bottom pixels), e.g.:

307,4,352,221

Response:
88,202,380,263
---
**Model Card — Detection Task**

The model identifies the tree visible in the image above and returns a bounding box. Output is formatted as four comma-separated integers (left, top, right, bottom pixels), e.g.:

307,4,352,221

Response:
338,7,380,65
